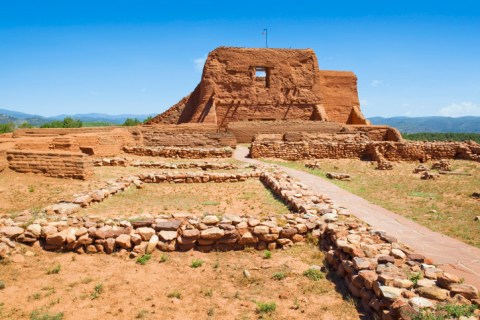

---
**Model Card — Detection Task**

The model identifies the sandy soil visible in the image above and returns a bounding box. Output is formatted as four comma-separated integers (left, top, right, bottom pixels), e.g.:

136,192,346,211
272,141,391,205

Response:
0,243,363,320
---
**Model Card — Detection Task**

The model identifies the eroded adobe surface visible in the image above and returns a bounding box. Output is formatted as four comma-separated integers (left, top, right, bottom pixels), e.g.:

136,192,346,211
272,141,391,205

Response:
147,47,370,127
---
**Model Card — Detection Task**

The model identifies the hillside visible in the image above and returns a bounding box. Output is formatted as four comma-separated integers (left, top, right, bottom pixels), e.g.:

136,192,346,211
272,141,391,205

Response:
369,116,480,133
0,108,155,126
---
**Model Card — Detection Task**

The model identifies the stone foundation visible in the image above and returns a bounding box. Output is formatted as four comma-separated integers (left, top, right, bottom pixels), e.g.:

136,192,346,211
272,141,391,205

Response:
6,150,92,180
251,134,480,162
123,146,233,158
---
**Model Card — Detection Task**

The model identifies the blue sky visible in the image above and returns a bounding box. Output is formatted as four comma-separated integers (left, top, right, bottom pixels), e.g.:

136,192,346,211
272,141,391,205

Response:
1,1,479,118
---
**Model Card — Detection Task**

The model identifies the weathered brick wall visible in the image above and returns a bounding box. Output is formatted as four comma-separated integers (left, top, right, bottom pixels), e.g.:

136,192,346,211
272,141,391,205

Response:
250,134,480,162
12,126,121,138
6,150,92,179
226,121,400,143
131,125,237,148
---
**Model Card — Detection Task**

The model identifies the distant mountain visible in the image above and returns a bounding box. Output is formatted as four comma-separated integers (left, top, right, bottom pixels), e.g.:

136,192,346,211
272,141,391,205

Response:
368,116,480,133
0,108,155,126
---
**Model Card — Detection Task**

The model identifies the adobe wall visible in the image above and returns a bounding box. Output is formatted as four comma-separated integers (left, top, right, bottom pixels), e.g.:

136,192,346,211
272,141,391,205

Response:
12,126,121,138
131,124,236,148
226,121,401,143
319,71,366,124
147,47,370,127
250,134,480,162
6,150,93,180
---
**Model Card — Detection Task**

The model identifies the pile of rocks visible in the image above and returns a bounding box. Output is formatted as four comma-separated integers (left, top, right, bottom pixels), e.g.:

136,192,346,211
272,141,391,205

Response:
305,161,321,169
326,172,352,181
376,160,394,170
432,159,452,171
413,164,429,173
421,171,440,180
123,146,233,158
93,158,129,167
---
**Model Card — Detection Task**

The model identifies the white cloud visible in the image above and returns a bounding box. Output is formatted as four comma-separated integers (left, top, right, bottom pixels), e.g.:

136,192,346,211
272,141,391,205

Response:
371,80,383,87
438,102,480,117
194,55,207,72
360,99,369,106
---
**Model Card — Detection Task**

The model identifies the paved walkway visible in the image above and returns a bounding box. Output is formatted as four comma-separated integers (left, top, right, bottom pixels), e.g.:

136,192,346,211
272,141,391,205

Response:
234,146,480,288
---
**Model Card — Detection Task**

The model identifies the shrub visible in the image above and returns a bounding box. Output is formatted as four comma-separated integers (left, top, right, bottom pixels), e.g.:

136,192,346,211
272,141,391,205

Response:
191,259,204,268
256,301,277,314
0,280,5,290
0,123,15,134
30,310,64,320
408,272,423,286
303,268,324,281
46,264,61,275
263,250,272,259
122,118,142,126
136,254,152,265
167,290,181,299
272,272,287,281
90,283,103,300
159,253,168,263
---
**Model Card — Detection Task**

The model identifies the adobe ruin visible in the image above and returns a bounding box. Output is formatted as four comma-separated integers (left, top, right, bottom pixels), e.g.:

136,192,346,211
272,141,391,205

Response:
147,47,370,127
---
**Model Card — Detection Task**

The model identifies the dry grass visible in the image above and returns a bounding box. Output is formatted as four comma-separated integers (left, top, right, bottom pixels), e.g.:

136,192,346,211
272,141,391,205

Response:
264,159,480,248
79,179,290,218
0,243,362,320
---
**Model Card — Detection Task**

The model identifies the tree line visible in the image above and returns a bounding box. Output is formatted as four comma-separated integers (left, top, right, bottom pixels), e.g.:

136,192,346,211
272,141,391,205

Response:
0,116,153,134
402,132,480,144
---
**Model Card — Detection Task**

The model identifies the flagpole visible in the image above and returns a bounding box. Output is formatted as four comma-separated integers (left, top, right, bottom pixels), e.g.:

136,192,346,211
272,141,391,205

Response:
263,28,268,48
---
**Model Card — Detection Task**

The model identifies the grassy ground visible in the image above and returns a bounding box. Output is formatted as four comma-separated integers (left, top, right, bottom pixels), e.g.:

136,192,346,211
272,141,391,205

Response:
263,159,480,248
0,242,363,320
79,179,290,219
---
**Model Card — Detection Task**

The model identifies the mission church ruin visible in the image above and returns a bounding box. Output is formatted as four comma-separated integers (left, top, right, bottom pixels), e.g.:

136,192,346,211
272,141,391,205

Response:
147,47,370,127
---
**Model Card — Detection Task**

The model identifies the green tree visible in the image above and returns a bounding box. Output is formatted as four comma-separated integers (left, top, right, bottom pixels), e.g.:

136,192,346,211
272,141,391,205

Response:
19,122,33,128
143,116,153,124
0,122,15,133
122,118,142,126
41,117,83,128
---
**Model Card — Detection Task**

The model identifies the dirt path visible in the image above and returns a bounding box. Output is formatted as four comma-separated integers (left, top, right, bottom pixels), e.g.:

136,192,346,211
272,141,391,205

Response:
234,146,480,289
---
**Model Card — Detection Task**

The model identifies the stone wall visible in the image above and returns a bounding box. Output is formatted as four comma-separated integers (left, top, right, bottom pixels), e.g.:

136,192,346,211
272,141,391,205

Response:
131,125,236,148
251,134,480,162
123,146,233,159
93,157,254,171
6,150,92,180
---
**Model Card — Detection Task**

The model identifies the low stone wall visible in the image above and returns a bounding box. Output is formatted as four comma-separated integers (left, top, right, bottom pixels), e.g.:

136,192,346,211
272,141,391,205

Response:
251,135,480,162
124,146,233,158
94,157,254,171
6,150,93,180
